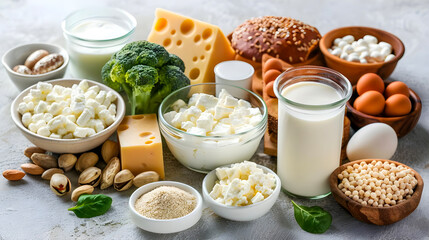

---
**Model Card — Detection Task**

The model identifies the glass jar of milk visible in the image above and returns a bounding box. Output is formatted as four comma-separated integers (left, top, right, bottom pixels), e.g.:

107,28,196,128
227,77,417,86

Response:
62,7,136,81
274,66,352,199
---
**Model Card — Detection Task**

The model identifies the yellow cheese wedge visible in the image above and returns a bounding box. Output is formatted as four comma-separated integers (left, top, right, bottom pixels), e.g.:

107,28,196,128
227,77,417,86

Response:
147,8,236,84
117,114,164,179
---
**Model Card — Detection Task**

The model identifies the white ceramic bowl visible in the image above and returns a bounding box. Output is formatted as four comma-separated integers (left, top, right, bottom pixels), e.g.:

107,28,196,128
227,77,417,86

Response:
2,43,69,91
202,163,281,221
10,78,125,153
158,83,268,173
129,181,203,234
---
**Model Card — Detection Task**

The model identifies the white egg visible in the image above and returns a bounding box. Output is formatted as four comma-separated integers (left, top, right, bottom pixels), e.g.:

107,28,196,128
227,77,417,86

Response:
346,123,398,161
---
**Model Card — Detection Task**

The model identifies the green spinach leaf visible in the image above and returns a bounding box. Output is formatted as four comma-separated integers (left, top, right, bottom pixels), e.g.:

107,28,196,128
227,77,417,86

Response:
291,200,332,234
68,194,112,218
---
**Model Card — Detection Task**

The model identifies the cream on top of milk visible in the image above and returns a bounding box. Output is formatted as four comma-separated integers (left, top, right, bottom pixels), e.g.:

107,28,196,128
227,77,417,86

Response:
71,19,128,40
281,81,341,105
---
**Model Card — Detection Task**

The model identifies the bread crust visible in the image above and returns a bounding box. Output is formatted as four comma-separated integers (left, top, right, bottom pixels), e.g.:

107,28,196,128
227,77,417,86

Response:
231,16,321,64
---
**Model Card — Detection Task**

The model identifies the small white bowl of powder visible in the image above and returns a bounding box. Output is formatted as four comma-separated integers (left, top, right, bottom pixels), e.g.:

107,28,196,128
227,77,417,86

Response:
129,181,203,234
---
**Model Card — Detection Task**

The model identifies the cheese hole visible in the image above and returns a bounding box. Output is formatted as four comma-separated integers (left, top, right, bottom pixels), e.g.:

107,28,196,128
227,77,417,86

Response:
118,125,129,131
202,28,212,40
139,132,152,137
163,38,171,47
171,29,176,35
192,56,198,62
205,44,211,51
180,19,195,35
155,18,168,32
189,68,200,80
145,141,153,144
177,40,182,46
200,55,205,60
194,35,201,43
132,115,144,119
150,136,155,140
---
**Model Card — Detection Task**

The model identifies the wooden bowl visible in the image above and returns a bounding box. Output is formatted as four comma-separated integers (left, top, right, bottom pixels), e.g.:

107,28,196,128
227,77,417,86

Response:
346,82,422,138
330,159,424,225
320,26,405,85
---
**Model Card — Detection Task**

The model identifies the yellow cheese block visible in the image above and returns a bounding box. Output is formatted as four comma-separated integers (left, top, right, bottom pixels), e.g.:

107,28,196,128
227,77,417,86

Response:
147,8,236,84
117,114,164,179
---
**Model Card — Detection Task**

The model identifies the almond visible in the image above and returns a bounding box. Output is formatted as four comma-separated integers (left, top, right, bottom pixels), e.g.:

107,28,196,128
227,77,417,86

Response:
21,163,45,175
2,169,25,181
24,146,46,158
101,140,119,163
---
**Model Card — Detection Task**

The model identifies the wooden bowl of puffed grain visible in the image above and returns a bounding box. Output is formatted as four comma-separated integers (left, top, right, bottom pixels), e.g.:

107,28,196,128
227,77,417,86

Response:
329,159,424,225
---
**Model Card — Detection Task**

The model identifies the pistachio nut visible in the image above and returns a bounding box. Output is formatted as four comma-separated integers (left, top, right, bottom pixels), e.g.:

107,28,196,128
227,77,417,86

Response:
100,157,121,190
58,154,77,172
101,140,119,163
31,153,58,169
75,152,99,172
21,163,45,175
41,168,64,180
71,185,94,202
133,171,160,188
114,169,134,191
50,173,71,196
78,167,101,187
24,146,46,158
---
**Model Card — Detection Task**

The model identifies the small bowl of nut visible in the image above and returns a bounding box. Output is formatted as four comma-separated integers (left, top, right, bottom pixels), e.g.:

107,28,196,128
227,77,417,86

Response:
329,159,424,225
2,43,69,91
319,26,405,85
10,78,125,153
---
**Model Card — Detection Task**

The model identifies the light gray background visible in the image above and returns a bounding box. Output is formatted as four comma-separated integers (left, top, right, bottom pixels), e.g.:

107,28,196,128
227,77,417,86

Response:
0,0,428,239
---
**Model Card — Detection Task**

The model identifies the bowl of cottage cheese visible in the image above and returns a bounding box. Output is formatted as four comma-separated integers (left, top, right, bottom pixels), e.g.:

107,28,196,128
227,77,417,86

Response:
11,79,125,153
158,83,267,173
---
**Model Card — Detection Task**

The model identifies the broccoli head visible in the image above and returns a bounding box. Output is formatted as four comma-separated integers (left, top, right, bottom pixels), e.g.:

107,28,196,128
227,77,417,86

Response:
101,40,190,115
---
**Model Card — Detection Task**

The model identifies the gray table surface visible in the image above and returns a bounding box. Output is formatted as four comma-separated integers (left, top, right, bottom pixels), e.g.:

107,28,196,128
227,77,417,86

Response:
1,0,428,239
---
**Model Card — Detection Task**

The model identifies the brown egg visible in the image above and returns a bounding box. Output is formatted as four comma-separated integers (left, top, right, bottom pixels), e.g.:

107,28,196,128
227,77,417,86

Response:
384,94,412,117
263,58,283,73
356,73,384,95
266,81,276,98
385,81,410,98
353,90,385,115
263,69,281,84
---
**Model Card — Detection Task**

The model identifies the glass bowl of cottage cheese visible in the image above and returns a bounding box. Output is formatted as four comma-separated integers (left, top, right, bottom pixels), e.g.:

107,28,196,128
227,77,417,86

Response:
158,83,267,173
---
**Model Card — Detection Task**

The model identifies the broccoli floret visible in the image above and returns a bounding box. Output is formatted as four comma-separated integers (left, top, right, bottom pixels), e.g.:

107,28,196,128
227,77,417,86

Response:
102,40,190,115
167,53,185,72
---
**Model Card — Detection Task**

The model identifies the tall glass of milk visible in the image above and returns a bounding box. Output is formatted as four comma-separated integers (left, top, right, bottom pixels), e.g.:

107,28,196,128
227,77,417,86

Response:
274,66,352,199
62,8,136,82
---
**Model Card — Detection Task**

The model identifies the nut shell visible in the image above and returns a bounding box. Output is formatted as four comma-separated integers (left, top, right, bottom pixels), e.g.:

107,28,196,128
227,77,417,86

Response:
75,152,98,172
31,153,58,169
32,53,64,74
101,140,119,163
133,171,159,188
21,163,45,175
100,157,121,190
24,146,46,158
50,173,71,196
114,169,134,191
3,169,25,181
13,65,32,75
41,168,64,180
78,167,101,187
24,49,49,69
58,154,77,172
71,185,94,202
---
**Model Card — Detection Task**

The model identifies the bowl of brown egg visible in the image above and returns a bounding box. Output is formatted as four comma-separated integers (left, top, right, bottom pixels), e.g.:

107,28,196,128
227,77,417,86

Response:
329,159,424,225
2,43,69,91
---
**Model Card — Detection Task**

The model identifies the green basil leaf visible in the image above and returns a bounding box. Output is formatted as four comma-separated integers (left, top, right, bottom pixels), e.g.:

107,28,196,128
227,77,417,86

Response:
291,200,332,234
68,194,112,218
